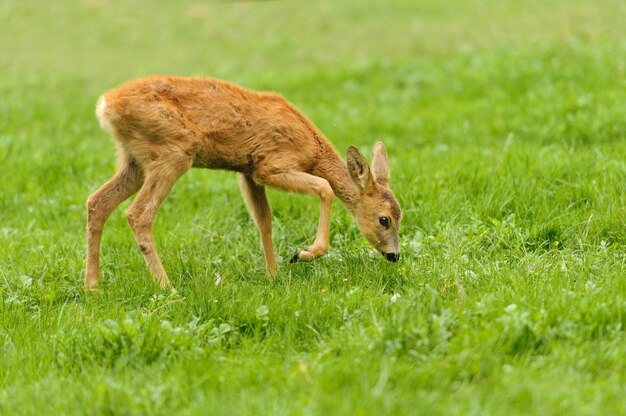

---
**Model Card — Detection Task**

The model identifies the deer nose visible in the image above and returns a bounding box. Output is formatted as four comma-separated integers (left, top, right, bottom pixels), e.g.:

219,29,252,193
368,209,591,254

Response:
385,252,399,262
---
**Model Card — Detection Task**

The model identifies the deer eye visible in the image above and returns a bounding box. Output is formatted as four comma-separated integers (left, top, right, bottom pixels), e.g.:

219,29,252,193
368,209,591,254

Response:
379,216,389,228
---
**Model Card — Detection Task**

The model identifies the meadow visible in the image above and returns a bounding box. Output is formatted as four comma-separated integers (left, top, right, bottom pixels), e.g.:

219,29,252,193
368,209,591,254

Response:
1,0,625,414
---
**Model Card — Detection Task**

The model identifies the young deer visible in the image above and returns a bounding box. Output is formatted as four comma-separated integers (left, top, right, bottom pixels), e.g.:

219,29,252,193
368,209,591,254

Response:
86,76,402,289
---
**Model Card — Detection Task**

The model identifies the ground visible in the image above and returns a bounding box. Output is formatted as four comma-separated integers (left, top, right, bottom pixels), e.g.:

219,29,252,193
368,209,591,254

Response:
1,0,625,414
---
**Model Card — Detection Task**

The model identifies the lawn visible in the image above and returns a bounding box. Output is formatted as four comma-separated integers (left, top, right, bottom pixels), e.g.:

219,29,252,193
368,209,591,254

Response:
1,0,625,414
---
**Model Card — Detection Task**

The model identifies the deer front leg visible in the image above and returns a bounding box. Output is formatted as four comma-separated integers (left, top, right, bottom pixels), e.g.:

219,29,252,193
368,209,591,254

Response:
254,171,334,263
238,174,277,277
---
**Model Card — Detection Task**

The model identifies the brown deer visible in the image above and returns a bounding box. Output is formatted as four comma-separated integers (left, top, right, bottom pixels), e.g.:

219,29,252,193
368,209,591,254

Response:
85,76,402,290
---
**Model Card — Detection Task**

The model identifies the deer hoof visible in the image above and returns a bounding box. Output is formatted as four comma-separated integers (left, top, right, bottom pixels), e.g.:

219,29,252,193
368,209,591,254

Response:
291,250,315,263
290,251,300,263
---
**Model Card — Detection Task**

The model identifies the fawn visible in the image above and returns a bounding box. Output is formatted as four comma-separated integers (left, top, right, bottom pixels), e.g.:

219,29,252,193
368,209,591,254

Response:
85,76,402,289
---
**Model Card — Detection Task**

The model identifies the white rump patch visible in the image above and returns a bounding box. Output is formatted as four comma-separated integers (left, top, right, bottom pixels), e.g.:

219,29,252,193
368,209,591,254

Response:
95,96,115,134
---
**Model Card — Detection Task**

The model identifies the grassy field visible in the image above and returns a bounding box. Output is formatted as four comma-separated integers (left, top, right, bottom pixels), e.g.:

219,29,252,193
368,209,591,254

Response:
1,0,626,414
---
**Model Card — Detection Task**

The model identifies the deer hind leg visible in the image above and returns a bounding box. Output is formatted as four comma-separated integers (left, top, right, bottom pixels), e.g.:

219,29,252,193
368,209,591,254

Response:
254,171,334,263
85,156,143,290
126,154,192,289
238,174,277,277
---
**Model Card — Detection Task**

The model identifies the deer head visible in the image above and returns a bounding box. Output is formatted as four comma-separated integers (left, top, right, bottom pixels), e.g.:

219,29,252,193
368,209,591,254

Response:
347,142,402,262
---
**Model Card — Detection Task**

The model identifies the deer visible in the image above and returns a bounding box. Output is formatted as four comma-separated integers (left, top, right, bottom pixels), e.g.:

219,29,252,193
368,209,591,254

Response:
85,76,402,290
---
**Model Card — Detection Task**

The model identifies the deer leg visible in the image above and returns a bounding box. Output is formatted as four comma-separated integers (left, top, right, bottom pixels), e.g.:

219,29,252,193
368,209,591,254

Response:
254,171,334,263
85,159,143,290
238,174,277,277
126,156,192,288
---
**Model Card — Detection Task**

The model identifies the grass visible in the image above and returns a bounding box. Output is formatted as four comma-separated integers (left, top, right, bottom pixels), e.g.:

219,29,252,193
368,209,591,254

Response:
1,0,626,414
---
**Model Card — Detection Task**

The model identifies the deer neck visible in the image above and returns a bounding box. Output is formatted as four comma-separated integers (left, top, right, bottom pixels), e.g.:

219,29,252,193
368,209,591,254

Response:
313,145,360,215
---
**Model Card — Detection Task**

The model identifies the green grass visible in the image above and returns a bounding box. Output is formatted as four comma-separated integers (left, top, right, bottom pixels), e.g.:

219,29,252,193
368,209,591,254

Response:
1,0,626,414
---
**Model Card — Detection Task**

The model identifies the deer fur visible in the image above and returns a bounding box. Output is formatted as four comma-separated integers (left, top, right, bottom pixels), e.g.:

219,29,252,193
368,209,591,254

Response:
85,76,402,289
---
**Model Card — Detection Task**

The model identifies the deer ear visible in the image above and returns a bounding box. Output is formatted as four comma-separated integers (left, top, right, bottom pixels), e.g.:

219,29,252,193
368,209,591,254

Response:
371,142,390,185
347,145,373,191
